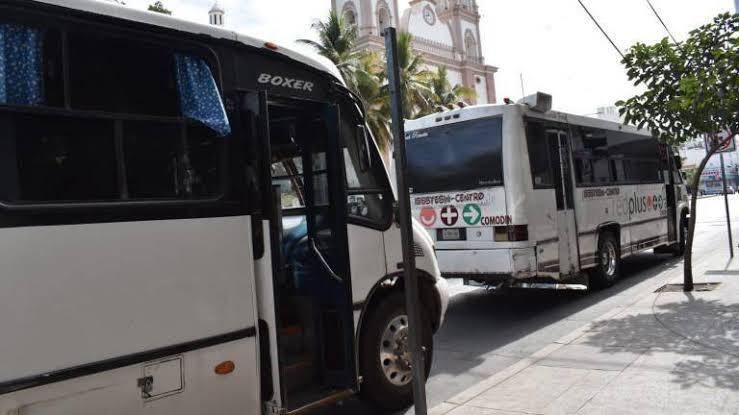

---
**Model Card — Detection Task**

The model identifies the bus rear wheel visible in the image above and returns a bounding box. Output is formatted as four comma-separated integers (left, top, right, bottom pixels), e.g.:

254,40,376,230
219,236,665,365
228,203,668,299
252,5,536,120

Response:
359,290,433,411
673,214,688,257
591,232,620,288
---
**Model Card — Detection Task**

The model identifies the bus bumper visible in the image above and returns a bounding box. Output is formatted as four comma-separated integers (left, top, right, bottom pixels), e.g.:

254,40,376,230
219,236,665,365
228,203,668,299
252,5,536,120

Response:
437,248,537,281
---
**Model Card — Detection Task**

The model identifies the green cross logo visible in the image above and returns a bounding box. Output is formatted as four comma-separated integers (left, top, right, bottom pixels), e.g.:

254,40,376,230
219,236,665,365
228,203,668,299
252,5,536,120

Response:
463,204,482,226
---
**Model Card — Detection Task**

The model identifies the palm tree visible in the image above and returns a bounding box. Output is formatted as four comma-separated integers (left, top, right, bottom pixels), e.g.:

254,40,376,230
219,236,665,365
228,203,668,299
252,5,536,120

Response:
392,31,433,119
297,11,362,92
354,52,393,153
420,66,476,116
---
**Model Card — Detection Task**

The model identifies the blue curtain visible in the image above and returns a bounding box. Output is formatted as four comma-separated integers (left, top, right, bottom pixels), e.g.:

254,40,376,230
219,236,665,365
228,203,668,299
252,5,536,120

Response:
0,24,44,106
174,54,231,137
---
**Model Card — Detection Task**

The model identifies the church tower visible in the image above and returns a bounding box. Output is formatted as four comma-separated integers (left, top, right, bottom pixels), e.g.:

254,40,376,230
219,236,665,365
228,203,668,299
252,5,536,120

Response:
333,0,401,50
209,1,225,26
331,0,497,105
437,0,496,104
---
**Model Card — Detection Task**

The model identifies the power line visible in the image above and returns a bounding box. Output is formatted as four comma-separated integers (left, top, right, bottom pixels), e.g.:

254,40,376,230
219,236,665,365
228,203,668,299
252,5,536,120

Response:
576,0,625,60
645,0,681,46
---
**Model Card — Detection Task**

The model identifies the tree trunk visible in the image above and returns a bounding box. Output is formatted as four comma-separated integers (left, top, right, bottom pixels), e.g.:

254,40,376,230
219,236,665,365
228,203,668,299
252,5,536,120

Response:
683,135,734,291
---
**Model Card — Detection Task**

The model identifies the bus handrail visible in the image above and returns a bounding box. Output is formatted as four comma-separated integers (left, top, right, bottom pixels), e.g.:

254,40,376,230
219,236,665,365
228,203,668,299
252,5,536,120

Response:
310,238,343,283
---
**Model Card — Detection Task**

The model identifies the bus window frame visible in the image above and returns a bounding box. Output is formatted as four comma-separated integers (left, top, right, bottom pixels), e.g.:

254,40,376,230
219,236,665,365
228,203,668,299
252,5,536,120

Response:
524,118,560,190
338,96,394,232
0,6,235,213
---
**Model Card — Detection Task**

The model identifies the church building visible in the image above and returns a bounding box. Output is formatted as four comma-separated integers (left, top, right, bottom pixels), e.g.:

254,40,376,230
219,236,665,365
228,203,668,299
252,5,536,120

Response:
331,0,497,104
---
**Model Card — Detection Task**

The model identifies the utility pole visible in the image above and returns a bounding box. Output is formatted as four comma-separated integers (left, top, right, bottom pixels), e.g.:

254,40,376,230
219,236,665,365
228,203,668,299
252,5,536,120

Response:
384,27,428,415
719,152,734,258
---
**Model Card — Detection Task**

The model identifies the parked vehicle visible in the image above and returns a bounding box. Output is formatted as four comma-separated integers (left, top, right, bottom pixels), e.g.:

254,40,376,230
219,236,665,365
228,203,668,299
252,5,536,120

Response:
0,1,448,413
405,93,690,289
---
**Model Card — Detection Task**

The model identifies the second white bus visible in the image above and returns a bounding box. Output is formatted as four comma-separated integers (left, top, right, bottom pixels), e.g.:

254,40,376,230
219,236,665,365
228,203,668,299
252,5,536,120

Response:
405,94,690,289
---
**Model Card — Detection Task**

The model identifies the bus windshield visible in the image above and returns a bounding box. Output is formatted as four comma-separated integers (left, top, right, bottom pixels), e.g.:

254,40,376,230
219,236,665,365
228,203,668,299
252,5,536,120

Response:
406,117,504,194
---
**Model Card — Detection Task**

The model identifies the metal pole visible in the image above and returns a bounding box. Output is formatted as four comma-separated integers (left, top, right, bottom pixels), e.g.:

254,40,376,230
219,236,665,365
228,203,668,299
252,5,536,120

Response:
383,27,428,415
720,152,734,257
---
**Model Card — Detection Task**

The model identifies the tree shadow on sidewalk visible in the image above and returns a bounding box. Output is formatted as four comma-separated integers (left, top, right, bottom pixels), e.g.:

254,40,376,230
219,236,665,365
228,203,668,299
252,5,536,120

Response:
580,294,739,391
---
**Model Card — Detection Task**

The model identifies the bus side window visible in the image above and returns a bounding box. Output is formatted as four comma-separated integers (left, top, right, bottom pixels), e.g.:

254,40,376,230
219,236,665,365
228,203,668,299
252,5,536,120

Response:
525,122,555,188
68,31,179,116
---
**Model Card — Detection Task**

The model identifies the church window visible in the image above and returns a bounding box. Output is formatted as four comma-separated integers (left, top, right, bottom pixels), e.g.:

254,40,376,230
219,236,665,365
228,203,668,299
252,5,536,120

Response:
344,10,356,26
465,30,478,60
342,2,358,27
377,2,391,33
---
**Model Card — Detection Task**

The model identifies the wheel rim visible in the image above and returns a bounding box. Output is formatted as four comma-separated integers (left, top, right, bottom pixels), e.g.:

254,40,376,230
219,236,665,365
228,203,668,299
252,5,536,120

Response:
379,314,413,386
601,241,617,277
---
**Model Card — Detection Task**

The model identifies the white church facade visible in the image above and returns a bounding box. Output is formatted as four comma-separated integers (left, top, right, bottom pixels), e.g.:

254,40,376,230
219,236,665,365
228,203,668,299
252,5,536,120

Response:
331,0,497,104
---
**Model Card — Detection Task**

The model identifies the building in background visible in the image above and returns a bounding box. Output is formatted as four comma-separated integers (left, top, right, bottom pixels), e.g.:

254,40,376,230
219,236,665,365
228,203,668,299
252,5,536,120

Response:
331,0,497,104
595,105,623,123
680,138,739,195
208,1,225,26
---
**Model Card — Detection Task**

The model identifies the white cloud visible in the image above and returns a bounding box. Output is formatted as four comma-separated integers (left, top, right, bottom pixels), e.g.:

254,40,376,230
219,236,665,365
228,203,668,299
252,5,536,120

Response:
107,0,736,115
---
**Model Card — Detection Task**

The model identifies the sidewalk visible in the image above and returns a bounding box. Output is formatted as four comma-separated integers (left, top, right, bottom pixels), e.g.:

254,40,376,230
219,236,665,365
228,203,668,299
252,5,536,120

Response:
430,250,739,415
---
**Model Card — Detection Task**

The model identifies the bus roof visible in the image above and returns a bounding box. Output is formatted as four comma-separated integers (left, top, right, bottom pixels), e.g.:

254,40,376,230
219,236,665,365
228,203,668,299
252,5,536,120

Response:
405,103,651,137
30,0,345,85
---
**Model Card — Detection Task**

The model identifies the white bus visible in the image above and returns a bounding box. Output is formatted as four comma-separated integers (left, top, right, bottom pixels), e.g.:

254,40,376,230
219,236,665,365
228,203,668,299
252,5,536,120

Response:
406,93,689,289
0,1,448,414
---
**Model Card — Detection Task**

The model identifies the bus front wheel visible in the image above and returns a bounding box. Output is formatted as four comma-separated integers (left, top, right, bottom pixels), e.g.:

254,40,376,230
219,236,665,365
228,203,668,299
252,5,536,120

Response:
592,232,621,288
359,290,433,411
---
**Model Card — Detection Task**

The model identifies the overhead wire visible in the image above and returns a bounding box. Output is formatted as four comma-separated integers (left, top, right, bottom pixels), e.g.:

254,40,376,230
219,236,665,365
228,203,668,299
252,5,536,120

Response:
645,0,681,47
576,0,626,60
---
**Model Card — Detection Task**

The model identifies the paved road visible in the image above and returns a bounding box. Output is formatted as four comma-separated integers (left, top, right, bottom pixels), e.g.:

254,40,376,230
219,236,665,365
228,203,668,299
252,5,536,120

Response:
319,195,739,414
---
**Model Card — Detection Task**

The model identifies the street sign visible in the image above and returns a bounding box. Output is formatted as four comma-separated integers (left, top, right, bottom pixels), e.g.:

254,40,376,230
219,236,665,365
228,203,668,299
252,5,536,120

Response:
705,133,737,153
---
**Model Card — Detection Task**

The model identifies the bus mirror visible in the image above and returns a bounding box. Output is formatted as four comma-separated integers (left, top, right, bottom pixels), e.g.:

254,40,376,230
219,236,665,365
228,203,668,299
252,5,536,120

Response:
358,125,372,171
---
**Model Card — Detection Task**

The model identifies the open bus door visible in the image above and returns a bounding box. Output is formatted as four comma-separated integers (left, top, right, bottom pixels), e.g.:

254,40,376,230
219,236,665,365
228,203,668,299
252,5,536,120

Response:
663,145,678,243
551,129,580,277
247,91,357,413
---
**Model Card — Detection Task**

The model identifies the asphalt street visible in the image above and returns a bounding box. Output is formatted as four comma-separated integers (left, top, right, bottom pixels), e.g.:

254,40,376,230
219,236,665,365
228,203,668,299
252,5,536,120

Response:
318,194,739,415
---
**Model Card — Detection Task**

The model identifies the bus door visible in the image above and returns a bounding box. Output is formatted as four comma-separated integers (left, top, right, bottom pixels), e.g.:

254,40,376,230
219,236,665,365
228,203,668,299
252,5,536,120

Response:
254,92,357,412
551,129,579,276
663,146,678,243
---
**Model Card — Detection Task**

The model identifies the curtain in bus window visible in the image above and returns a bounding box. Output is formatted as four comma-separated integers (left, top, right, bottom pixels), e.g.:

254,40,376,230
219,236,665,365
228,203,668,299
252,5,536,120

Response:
0,24,43,106
174,54,231,137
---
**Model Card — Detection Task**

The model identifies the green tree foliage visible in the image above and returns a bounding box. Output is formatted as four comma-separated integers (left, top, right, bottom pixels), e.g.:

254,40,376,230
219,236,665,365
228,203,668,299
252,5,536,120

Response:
616,12,739,290
391,31,433,119
299,12,475,153
297,11,363,92
419,66,476,116
148,1,171,15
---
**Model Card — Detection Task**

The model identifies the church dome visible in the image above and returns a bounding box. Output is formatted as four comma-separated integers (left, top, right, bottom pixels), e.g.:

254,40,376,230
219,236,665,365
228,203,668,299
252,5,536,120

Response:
209,1,224,14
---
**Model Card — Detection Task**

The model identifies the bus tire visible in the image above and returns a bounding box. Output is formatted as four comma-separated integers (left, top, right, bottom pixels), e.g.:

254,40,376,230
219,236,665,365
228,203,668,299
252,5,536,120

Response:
673,214,688,257
592,231,620,288
359,290,433,411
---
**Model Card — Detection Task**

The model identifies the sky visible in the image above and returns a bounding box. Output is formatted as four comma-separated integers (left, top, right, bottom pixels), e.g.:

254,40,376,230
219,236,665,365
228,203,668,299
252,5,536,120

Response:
116,0,736,116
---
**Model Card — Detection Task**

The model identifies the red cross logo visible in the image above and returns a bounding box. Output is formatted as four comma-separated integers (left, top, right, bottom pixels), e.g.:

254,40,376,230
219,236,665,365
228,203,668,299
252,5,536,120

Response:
440,205,459,226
